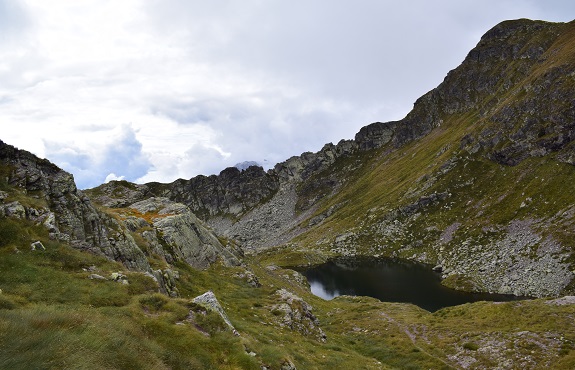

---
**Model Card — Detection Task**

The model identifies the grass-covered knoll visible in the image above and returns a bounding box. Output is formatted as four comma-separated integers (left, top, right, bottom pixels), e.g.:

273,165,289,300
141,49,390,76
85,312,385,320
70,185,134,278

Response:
0,217,255,369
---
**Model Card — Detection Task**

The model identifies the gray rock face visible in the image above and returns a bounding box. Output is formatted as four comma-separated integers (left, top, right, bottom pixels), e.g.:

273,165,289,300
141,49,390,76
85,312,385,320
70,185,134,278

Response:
4,201,26,219
151,269,180,297
154,209,239,269
90,228,150,271
355,121,396,151
128,197,241,269
0,140,151,272
163,166,280,219
30,241,45,251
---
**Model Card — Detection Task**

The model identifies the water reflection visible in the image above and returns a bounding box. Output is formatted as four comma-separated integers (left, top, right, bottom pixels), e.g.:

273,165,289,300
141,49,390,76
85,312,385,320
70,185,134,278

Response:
309,281,340,300
296,257,527,312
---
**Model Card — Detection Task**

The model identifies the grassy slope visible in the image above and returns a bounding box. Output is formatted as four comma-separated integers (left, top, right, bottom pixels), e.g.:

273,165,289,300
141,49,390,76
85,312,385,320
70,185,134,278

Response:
2,152,575,369
0,216,431,369
1,216,574,369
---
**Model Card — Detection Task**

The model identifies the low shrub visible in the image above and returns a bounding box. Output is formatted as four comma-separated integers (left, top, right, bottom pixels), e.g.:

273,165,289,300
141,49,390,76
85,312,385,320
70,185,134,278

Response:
0,218,24,247
139,293,168,312
0,295,17,310
463,342,479,351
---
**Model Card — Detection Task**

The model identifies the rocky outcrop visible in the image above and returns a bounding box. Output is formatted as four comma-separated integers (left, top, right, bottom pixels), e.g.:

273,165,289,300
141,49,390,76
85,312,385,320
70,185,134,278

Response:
85,180,152,208
273,140,358,183
270,289,326,342
161,166,280,219
192,291,239,335
0,140,150,272
152,269,180,297
127,197,240,269
354,121,396,151
0,140,239,279
92,229,150,271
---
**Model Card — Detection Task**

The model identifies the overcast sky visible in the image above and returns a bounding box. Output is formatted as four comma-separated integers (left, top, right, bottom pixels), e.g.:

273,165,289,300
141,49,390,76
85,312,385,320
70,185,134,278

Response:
1,1,573,189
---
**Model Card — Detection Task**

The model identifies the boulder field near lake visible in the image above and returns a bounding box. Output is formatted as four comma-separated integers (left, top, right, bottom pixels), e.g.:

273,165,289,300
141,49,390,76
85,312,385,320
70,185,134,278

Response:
1,18,575,369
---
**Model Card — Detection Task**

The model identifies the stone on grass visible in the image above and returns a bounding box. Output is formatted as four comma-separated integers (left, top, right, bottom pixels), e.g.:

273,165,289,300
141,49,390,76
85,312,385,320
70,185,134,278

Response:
30,241,45,251
192,291,239,336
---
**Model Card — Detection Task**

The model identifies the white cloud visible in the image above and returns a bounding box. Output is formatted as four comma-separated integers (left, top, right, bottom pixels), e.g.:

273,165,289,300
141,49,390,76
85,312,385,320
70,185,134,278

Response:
0,0,574,188
105,173,125,183
43,124,151,189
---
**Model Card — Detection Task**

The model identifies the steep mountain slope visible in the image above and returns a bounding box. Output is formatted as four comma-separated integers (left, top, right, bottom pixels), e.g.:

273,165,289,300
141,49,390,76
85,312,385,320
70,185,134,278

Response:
291,18,575,298
90,19,575,298
258,19,575,298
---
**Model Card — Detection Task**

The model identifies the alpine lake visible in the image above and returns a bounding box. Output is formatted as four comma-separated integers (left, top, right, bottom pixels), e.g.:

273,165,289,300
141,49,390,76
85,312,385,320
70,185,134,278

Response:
294,257,527,312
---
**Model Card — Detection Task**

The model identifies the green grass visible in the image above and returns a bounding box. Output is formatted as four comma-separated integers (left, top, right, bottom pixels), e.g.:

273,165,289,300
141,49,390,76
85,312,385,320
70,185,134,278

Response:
0,305,167,370
1,213,575,368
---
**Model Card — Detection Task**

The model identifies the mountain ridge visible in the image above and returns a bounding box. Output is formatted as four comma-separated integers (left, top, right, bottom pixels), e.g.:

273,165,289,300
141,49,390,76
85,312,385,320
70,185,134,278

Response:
87,18,575,297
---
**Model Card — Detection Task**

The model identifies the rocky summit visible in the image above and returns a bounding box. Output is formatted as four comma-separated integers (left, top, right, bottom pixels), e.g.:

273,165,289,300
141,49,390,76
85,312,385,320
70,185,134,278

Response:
1,18,575,369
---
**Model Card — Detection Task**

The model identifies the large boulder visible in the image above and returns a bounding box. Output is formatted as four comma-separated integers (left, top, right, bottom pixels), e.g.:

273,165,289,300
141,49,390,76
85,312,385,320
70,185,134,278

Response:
192,291,238,335
127,197,241,269
270,289,326,342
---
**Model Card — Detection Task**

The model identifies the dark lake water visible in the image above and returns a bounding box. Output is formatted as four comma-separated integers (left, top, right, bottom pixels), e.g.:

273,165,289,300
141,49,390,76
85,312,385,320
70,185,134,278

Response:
295,257,526,312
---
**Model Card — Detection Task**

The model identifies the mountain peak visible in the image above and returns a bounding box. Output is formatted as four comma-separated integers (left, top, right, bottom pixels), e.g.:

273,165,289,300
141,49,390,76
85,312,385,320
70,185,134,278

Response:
234,161,261,171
